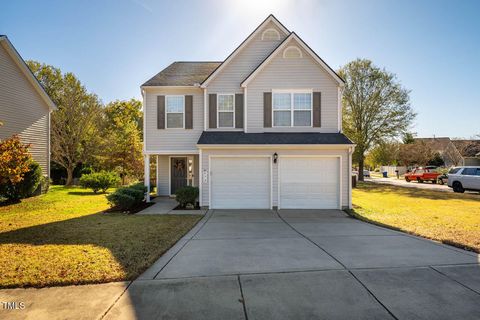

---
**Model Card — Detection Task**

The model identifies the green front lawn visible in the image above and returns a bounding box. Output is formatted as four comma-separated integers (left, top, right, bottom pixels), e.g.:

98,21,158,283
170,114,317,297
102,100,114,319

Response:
351,182,480,252
0,186,201,288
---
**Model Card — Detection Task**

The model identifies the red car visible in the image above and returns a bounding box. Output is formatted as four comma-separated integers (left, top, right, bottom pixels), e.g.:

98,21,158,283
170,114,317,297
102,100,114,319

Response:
405,167,441,183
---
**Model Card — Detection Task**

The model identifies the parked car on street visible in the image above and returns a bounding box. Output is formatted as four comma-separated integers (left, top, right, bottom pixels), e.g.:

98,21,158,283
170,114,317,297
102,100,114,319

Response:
437,173,448,185
363,170,371,177
447,166,480,193
404,167,441,183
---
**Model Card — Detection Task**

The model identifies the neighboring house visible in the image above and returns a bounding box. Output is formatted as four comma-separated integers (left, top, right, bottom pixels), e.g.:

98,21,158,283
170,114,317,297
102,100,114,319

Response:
0,35,56,177
451,140,480,166
141,15,354,209
414,137,455,166
415,137,480,167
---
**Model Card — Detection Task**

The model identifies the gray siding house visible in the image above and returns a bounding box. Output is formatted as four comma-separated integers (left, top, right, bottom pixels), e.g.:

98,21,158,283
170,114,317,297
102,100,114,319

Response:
0,36,56,177
142,15,354,209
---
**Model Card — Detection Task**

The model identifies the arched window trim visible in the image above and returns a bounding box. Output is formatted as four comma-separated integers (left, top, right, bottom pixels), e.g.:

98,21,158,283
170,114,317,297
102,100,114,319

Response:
283,45,303,59
261,28,281,41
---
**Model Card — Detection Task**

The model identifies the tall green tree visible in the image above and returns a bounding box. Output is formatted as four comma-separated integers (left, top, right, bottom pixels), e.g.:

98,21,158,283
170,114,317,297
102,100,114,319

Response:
339,59,416,181
99,99,143,184
27,61,103,185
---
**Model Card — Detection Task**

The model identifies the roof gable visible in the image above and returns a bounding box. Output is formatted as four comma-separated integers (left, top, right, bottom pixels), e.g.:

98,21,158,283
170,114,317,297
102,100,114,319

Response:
200,14,290,88
241,32,344,87
0,36,56,110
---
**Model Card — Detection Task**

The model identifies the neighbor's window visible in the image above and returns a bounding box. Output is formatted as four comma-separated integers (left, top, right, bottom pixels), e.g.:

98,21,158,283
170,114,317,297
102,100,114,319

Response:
273,91,312,127
218,94,234,128
166,96,184,128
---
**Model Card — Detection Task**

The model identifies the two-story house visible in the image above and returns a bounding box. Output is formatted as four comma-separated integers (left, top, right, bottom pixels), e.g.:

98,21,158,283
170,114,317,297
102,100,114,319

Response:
141,15,354,210
0,35,56,177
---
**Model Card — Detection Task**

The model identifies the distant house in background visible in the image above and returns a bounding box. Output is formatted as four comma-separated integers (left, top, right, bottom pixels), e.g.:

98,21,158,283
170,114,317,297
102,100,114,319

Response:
414,137,480,167
450,140,480,166
0,35,56,177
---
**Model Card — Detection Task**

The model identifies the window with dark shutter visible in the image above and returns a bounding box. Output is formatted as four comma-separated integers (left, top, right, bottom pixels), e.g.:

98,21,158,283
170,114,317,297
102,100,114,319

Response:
185,95,193,129
157,95,165,129
209,94,217,128
235,93,243,128
263,92,272,128
313,92,321,127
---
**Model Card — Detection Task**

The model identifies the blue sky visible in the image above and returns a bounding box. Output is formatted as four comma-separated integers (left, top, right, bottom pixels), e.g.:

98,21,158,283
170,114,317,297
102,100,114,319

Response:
1,0,479,138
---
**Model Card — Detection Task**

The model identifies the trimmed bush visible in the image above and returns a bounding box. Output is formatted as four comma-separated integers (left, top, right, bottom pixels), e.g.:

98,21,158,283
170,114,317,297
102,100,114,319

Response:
106,183,146,211
106,192,136,210
79,171,120,193
175,186,199,208
0,160,42,200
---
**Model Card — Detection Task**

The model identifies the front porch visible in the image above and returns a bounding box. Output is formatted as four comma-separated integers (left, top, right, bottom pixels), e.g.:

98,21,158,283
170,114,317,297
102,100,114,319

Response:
144,153,200,202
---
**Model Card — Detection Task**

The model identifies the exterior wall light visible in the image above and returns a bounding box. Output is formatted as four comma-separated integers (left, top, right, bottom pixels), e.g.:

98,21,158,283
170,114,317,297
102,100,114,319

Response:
273,152,278,163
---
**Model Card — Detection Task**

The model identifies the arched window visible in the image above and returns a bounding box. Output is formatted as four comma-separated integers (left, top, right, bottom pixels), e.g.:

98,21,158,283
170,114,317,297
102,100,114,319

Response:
283,46,303,59
261,28,280,41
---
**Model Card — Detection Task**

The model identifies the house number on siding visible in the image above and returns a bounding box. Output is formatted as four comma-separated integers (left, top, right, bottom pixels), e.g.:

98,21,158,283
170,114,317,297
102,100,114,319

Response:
203,170,208,183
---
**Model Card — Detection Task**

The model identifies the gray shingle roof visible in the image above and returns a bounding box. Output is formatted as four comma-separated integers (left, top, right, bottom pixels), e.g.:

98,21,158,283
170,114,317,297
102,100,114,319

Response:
142,62,221,87
197,132,353,145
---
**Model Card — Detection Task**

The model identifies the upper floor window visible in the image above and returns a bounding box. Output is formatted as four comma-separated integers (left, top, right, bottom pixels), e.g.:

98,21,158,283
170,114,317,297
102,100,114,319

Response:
261,28,280,41
217,94,234,128
166,95,184,128
273,91,312,127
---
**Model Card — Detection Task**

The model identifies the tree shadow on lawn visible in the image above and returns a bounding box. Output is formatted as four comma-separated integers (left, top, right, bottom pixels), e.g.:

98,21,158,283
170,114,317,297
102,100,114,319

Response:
0,212,201,288
358,182,480,202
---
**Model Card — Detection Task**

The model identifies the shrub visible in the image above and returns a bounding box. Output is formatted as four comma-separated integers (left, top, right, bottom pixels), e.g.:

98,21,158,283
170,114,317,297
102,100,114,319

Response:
79,171,120,193
175,186,199,208
130,182,147,192
116,187,144,202
106,192,136,210
0,160,42,200
0,135,32,186
106,183,146,211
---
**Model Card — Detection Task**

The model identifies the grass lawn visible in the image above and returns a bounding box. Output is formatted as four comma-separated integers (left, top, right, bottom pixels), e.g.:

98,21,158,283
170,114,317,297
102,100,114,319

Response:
351,182,480,252
0,186,201,288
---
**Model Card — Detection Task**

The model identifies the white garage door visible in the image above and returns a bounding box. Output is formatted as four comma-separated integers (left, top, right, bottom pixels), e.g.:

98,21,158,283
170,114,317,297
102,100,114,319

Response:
210,157,271,209
279,157,340,209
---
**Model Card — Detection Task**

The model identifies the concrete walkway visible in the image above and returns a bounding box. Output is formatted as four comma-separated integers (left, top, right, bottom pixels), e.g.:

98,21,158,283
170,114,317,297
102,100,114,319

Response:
137,196,206,215
2,209,480,319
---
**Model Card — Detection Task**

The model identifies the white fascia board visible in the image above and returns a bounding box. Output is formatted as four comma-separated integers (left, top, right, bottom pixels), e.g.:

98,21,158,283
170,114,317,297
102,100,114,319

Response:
144,150,200,155
0,36,57,111
197,144,354,150
200,15,290,88
241,33,344,87
141,85,199,90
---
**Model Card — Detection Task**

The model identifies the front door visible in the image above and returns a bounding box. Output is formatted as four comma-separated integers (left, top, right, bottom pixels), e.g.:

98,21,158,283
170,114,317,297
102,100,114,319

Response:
171,157,187,195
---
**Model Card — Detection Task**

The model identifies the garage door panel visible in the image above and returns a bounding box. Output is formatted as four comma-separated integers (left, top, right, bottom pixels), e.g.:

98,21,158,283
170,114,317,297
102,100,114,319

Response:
211,157,270,209
280,157,339,209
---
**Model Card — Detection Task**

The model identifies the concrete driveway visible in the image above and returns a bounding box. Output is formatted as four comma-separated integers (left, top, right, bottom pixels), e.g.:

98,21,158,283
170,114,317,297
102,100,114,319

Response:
103,209,480,320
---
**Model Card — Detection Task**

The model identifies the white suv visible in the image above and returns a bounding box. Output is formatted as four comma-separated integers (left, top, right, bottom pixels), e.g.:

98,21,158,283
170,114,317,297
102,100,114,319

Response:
447,166,480,193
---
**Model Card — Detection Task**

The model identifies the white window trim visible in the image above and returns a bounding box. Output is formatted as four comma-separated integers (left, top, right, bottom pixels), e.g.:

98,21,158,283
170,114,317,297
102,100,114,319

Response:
283,46,303,59
165,95,185,129
272,90,313,128
261,28,280,41
217,93,235,129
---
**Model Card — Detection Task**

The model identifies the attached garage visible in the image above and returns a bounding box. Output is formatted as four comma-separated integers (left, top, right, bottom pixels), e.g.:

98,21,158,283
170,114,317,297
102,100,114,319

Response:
279,156,341,209
210,156,271,209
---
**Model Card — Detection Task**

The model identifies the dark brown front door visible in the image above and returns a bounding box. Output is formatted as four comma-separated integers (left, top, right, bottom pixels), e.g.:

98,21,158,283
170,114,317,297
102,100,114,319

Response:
171,157,187,195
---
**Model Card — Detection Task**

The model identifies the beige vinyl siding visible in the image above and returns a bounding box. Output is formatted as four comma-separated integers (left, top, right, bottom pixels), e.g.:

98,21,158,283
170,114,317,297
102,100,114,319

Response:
0,43,50,175
205,21,288,129
247,38,339,133
144,87,203,152
155,154,199,196
200,148,349,208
